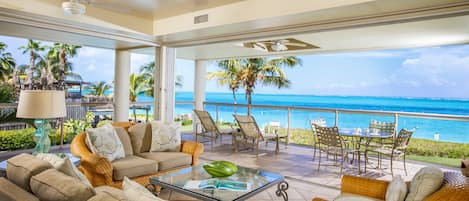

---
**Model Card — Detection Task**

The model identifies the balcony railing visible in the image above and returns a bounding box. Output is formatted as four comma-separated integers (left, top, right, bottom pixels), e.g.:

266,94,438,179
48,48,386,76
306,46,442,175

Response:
203,102,469,143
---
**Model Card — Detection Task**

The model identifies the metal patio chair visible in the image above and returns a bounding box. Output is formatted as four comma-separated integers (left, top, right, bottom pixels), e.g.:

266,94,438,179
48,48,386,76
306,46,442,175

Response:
233,114,286,157
309,118,326,161
365,129,413,176
193,110,238,150
314,125,355,176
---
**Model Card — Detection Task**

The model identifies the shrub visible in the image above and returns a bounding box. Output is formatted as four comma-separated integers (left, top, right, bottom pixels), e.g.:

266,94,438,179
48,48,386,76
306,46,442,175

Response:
0,128,36,150
0,85,15,103
0,128,62,150
181,119,192,126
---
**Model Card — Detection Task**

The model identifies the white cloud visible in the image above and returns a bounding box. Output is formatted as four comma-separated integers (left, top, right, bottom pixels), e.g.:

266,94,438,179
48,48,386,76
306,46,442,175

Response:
130,53,153,73
78,47,111,57
86,63,96,71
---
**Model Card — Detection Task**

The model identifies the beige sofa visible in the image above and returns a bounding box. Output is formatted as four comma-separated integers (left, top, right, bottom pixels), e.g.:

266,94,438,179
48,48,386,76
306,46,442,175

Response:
71,122,204,187
0,153,128,201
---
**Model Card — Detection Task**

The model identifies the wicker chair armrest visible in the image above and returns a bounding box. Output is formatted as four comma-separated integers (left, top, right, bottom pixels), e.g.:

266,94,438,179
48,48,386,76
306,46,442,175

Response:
312,198,328,201
341,175,389,200
181,141,204,165
71,132,114,186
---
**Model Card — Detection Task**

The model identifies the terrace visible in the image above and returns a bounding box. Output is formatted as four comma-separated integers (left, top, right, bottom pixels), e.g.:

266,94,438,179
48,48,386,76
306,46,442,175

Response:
0,0,469,201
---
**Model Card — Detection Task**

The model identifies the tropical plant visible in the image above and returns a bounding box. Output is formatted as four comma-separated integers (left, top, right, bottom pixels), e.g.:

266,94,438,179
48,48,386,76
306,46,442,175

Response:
44,43,82,84
0,42,15,83
139,61,183,97
210,56,301,113
129,73,150,102
85,81,112,96
208,60,243,106
0,85,15,103
18,39,45,87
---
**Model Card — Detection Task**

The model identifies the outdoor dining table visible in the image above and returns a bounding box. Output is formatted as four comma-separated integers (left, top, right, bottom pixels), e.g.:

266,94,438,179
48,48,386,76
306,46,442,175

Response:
338,128,393,174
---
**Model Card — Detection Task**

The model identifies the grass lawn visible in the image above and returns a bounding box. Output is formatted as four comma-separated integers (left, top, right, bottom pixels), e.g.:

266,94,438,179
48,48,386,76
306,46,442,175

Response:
407,155,461,168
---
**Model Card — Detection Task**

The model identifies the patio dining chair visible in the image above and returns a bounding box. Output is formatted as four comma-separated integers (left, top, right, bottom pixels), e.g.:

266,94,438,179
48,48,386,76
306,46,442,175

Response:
233,114,286,157
314,125,355,176
193,110,238,150
309,119,326,161
364,128,413,176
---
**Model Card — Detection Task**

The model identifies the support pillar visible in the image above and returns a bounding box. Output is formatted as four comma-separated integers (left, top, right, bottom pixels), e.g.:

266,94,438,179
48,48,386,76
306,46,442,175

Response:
113,50,131,122
153,46,176,122
193,60,207,132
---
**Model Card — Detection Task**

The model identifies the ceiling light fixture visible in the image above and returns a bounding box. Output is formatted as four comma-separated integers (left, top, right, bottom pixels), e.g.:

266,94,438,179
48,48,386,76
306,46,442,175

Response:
271,41,288,51
62,0,86,15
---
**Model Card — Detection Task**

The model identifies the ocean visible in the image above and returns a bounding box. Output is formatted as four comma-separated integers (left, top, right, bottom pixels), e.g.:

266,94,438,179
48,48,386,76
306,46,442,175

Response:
88,91,469,143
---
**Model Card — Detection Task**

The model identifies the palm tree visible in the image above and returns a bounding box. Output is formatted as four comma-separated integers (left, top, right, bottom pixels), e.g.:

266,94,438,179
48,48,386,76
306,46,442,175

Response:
129,73,150,103
85,81,112,96
0,42,15,84
208,60,243,106
19,39,45,88
211,56,301,114
139,61,183,97
45,43,81,87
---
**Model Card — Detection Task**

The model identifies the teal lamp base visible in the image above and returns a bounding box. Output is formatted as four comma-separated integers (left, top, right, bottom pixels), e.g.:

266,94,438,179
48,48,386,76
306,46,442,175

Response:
32,119,51,155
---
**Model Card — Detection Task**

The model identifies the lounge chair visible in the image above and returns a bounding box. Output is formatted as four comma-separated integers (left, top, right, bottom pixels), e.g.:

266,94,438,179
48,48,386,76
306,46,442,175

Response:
193,110,238,150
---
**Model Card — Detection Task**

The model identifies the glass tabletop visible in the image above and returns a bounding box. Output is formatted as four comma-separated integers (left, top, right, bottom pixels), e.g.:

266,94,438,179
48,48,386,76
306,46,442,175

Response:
339,128,393,138
150,164,284,201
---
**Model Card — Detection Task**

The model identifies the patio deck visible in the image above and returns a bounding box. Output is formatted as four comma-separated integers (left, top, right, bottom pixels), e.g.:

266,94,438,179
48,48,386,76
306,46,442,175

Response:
156,132,458,201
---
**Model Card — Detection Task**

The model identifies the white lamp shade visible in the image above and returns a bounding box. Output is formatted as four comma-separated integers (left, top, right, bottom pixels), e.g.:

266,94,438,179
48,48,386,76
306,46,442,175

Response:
16,90,67,119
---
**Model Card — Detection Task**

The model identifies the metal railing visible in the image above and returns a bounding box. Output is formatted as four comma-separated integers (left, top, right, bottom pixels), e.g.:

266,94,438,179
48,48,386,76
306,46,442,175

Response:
203,102,469,141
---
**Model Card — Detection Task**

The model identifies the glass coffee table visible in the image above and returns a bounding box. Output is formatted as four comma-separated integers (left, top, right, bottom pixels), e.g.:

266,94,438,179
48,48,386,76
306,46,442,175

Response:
148,164,289,201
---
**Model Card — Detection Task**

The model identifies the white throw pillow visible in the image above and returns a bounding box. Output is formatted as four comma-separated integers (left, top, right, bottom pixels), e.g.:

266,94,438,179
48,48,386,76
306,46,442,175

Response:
405,167,444,201
35,153,93,188
122,176,165,201
86,124,125,162
150,121,181,152
386,175,407,201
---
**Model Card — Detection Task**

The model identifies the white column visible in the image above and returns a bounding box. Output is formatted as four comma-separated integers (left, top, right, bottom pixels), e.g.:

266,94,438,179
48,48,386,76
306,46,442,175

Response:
113,50,131,122
194,60,207,111
153,46,176,121
193,60,207,133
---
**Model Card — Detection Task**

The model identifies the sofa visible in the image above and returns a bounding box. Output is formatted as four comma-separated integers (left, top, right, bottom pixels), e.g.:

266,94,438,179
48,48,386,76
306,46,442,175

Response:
0,153,129,201
70,122,204,188
312,171,469,201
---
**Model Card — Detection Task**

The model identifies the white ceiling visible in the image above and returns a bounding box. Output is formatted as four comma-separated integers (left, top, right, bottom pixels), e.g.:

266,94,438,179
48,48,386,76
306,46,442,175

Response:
175,15,469,60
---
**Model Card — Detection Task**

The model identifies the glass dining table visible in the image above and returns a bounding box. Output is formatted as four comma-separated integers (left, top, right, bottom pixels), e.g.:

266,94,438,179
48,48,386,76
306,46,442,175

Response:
338,128,393,174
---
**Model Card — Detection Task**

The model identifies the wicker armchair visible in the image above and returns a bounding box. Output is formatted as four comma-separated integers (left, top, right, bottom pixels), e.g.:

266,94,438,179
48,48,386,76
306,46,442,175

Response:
312,171,469,201
70,122,204,188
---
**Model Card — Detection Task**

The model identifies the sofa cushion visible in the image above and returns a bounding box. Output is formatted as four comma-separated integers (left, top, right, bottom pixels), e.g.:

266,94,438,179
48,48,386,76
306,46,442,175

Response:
115,127,133,156
35,153,92,188
386,175,407,201
138,152,192,171
0,177,39,201
128,123,152,154
111,156,158,181
93,186,127,201
30,169,95,201
6,153,52,192
334,193,383,201
150,121,181,152
86,124,125,162
406,167,444,201
122,176,165,201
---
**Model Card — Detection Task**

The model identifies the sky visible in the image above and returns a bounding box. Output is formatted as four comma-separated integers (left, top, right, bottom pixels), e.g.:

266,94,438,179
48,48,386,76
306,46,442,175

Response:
2,35,469,99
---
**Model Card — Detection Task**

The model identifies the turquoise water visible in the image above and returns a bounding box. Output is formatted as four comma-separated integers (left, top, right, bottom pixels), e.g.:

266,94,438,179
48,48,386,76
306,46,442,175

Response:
82,90,469,143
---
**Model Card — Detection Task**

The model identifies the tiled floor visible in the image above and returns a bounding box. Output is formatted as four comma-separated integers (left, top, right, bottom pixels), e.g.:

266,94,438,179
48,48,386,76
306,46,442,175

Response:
162,132,457,201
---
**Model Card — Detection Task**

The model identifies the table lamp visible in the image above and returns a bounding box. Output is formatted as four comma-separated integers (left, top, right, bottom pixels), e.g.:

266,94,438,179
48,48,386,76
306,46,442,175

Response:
16,90,66,154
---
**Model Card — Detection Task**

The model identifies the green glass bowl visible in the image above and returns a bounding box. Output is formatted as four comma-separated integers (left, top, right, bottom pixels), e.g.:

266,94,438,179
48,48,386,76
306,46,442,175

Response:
203,161,238,177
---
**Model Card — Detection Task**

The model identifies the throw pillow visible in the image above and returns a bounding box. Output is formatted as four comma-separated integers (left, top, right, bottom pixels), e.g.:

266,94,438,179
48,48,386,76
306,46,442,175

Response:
128,123,152,154
150,121,181,152
386,175,407,201
122,176,165,201
86,124,125,162
35,153,93,188
405,167,444,201
115,127,134,156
